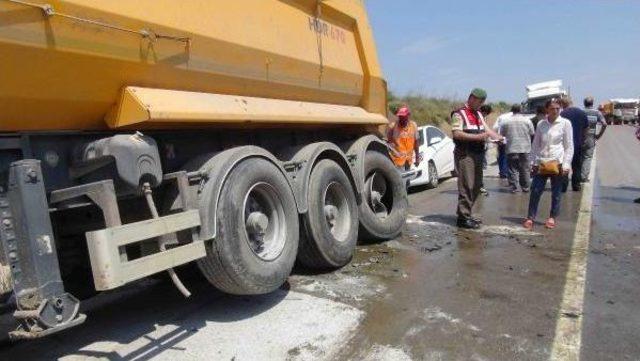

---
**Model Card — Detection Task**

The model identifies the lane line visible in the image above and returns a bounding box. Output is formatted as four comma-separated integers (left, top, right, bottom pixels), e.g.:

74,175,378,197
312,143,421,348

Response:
549,149,597,360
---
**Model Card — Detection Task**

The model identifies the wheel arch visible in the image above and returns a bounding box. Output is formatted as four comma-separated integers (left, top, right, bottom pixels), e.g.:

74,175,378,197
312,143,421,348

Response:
341,134,390,189
190,146,298,241
278,142,360,214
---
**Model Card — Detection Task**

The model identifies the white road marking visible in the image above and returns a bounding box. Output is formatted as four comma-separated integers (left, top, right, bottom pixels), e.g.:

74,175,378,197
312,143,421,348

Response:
549,149,597,361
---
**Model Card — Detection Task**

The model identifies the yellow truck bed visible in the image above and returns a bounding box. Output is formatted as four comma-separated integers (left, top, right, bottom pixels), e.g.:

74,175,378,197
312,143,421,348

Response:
0,0,387,131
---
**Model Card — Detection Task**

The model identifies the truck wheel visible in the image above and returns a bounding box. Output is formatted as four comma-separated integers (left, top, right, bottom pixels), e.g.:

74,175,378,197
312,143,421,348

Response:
358,151,408,242
298,159,358,269
197,158,298,295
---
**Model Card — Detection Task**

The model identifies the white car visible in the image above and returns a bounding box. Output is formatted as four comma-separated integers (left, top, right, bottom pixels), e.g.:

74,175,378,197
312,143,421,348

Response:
409,125,456,188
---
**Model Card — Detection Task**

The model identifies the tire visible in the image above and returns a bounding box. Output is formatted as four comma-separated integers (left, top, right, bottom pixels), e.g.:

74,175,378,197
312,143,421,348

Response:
298,159,358,269
427,161,439,189
358,151,408,242
197,157,299,295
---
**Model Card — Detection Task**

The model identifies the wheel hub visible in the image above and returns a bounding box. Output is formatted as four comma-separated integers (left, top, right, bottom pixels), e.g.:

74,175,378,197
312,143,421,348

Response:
242,183,286,261
365,171,390,218
246,211,269,252
324,204,339,228
322,182,351,242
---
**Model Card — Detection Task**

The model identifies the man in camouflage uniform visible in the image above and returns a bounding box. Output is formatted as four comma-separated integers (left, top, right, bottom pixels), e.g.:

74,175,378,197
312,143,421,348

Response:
451,88,503,229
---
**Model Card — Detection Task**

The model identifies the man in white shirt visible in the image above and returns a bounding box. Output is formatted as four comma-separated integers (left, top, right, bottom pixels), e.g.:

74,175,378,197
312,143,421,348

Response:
500,104,535,192
493,110,511,178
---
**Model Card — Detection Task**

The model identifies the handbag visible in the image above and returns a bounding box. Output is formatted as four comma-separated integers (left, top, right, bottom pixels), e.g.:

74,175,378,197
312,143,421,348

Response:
537,126,561,176
538,159,560,176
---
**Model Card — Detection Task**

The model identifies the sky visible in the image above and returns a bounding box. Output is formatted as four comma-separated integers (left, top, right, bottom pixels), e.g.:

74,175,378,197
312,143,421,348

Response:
364,0,640,104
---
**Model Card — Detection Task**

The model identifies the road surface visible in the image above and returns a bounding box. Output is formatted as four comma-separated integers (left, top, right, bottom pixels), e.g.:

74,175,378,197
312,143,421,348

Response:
0,125,638,361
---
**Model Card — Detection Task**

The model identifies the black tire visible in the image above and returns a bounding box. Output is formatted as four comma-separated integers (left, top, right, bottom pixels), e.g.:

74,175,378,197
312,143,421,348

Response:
358,151,408,242
197,158,299,295
427,161,439,189
298,159,358,269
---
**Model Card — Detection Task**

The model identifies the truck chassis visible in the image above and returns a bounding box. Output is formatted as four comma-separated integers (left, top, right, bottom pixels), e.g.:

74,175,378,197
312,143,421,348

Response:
0,129,406,339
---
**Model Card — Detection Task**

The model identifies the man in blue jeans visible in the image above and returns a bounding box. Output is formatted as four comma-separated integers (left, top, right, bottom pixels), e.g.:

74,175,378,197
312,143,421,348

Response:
500,104,536,192
560,97,588,192
493,109,512,178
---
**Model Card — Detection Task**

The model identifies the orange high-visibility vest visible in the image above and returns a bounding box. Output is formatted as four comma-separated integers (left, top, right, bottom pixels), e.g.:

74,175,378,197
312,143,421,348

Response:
388,121,418,167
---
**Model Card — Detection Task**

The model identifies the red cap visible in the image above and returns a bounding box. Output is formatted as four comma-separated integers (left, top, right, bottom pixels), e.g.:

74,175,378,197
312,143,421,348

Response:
396,106,411,117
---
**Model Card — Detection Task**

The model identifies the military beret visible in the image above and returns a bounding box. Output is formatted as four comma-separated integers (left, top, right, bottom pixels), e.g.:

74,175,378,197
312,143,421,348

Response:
470,88,487,100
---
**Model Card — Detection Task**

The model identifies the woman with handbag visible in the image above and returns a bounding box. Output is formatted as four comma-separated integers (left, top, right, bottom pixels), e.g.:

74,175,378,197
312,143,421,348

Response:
524,99,574,229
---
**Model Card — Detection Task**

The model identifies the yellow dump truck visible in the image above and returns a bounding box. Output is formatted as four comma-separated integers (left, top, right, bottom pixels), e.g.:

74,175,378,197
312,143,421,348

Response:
0,0,406,339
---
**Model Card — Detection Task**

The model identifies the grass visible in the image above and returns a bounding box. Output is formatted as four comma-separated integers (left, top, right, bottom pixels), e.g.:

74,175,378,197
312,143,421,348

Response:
387,91,510,133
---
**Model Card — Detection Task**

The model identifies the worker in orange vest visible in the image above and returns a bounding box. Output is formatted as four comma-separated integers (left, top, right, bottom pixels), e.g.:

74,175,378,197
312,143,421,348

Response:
387,106,420,171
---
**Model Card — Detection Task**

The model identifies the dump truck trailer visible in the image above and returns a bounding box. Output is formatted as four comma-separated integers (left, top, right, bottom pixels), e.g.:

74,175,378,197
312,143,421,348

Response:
0,0,407,339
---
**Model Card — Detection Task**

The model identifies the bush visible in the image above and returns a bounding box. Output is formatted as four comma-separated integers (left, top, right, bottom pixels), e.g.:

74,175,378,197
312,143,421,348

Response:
388,91,509,129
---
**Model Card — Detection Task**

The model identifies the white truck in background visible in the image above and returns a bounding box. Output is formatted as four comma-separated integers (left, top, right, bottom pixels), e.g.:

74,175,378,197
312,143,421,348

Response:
522,80,568,114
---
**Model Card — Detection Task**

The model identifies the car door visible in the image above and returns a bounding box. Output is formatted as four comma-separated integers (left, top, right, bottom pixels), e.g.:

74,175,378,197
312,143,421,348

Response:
426,127,445,169
434,128,455,174
417,127,431,171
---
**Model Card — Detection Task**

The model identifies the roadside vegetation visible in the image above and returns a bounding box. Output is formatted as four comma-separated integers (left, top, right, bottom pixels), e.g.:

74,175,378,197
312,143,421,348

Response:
387,91,510,132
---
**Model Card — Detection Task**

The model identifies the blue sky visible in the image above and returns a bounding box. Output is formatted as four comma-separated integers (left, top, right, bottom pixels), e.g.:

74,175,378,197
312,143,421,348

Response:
365,0,640,104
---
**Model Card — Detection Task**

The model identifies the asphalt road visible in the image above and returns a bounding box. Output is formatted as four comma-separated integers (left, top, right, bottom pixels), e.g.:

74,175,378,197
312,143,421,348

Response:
0,125,638,361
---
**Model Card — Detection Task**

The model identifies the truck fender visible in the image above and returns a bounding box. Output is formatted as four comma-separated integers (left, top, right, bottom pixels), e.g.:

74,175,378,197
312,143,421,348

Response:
341,135,391,188
190,146,297,241
280,142,360,213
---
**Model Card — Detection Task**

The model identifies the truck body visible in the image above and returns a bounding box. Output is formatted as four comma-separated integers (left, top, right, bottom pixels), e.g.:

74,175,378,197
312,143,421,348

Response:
0,0,407,339
522,80,567,114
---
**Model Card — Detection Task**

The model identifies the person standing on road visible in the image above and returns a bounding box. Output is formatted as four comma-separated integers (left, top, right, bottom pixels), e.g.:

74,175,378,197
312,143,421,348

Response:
479,104,493,196
530,105,546,131
636,126,640,204
524,99,574,230
493,109,511,179
387,106,420,171
451,88,503,229
500,104,535,193
560,97,588,191
581,97,607,182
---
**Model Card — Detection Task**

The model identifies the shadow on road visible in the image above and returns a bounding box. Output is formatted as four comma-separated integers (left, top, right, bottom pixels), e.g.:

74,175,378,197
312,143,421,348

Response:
419,213,457,226
0,278,289,361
